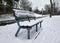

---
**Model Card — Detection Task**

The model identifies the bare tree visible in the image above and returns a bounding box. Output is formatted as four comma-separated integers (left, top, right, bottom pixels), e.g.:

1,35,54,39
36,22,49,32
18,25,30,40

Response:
20,0,32,11
45,3,59,16
50,0,53,17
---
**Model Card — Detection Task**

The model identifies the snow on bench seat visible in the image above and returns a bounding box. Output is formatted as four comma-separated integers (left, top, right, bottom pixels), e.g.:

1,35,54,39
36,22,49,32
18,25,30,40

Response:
20,18,42,27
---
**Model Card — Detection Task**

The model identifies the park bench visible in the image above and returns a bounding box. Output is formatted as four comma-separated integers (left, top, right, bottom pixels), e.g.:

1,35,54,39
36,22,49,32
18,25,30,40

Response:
13,9,43,39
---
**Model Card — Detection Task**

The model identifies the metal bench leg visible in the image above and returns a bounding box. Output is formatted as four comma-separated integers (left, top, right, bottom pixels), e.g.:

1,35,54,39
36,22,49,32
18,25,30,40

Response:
27,28,30,39
40,21,43,28
40,22,41,28
15,27,20,37
36,24,38,32
15,21,21,37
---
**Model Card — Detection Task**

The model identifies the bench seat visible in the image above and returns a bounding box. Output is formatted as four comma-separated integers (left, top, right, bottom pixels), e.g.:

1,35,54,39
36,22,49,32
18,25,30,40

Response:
20,19,43,28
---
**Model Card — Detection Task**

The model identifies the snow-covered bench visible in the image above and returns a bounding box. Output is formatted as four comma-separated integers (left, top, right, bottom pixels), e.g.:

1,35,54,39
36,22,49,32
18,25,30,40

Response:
13,9,43,39
16,19,43,39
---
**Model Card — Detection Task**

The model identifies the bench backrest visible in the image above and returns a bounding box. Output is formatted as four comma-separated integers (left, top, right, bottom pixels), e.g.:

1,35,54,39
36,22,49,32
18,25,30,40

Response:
13,9,36,22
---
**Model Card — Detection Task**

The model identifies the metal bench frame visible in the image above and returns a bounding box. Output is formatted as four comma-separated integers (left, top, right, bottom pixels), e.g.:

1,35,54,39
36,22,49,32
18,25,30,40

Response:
13,11,43,39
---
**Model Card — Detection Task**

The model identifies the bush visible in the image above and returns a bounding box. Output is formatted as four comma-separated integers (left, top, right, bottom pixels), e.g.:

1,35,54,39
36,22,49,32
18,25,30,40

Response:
0,5,13,14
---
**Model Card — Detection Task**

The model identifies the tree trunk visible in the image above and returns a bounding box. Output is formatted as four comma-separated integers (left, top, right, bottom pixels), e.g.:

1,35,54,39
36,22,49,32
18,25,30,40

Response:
50,0,53,18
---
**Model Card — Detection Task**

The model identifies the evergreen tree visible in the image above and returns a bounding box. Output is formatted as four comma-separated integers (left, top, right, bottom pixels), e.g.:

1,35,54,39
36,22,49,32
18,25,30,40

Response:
34,7,40,14
0,0,2,4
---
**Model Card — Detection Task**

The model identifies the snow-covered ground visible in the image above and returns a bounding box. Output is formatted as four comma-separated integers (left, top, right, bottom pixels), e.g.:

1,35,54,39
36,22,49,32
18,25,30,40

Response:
0,15,60,43
0,14,14,21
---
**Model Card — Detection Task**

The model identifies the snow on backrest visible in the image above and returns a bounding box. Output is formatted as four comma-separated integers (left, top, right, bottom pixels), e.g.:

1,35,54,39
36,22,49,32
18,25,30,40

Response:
13,9,35,18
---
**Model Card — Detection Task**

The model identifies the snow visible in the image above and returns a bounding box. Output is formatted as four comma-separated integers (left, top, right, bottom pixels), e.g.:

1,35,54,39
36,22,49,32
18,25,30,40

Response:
0,14,14,21
33,16,60,43
13,9,43,18
20,18,43,26
0,15,60,43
